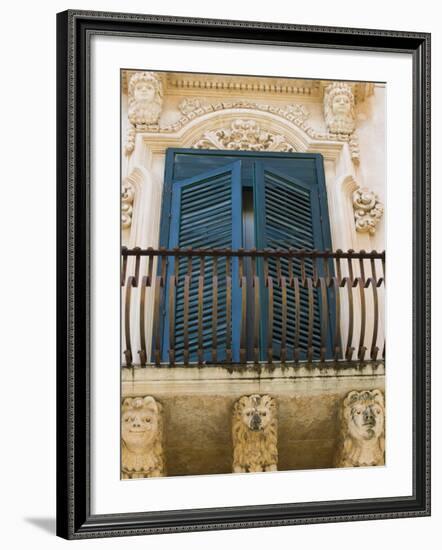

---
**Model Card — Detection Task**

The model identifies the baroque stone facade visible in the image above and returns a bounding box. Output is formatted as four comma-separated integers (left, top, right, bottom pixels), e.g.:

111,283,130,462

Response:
120,71,386,477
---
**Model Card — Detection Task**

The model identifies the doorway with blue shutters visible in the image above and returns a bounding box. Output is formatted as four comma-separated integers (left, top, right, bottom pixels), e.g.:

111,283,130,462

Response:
158,148,335,364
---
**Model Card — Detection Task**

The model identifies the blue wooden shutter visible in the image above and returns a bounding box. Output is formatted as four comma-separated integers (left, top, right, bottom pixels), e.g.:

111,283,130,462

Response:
162,162,242,362
254,161,334,360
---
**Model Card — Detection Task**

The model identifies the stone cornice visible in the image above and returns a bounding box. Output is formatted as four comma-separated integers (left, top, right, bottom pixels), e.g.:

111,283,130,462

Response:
122,71,376,104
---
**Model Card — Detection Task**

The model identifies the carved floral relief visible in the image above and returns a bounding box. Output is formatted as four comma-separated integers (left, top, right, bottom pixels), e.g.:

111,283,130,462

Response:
353,188,384,235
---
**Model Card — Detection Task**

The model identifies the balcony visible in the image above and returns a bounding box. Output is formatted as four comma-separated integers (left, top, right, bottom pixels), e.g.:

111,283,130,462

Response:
121,247,385,368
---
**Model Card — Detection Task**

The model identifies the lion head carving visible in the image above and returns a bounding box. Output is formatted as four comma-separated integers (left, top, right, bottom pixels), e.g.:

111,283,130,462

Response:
232,394,278,473
121,396,166,478
335,389,385,468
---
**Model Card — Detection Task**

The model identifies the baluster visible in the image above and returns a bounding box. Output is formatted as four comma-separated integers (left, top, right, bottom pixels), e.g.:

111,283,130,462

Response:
319,256,329,362
124,250,140,367
266,256,273,364
333,253,343,361
306,276,314,363
211,257,218,364
121,247,128,287
239,252,247,364
345,251,355,361
152,253,166,366
168,251,179,365
124,278,134,367
293,275,301,363
357,254,367,361
197,256,205,365
138,252,154,366
226,256,232,362
280,273,287,363
369,256,379,361
252,255,260,364
183,253,192,366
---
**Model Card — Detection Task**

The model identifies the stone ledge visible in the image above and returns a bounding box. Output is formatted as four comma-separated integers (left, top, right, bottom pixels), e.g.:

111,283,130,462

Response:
122,361,385,397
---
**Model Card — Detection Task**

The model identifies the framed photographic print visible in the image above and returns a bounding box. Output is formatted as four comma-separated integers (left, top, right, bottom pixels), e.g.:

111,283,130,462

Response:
56,10,431,539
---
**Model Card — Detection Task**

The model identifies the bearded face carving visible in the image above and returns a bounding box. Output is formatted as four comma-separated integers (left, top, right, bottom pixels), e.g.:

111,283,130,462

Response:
335,390,385,468
128,71,163,127
232,394,278,473
124,72,163,155
323,82,356,134
121,396,165,478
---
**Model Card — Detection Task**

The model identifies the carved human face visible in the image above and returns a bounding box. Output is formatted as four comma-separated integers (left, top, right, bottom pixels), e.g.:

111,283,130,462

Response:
133,80,156,103
348,400,384,441
122,398,159,452
239,395,274,432
332,93,351,115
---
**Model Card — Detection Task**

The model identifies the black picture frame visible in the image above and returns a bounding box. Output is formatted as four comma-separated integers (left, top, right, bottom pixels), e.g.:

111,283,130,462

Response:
56,9,431,539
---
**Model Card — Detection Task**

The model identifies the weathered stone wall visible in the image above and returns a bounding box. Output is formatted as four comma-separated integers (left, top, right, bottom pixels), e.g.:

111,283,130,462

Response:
122,363,384,476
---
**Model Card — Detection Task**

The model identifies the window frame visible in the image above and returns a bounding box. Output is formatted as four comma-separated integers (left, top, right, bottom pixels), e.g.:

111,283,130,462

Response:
158,148,335,363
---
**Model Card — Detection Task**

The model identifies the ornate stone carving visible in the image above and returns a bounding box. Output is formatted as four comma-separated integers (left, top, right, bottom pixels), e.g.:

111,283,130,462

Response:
121,396,165,478
178,98,309,123
335,390,385,467
323,82,356,135
123,93,360,163
232,394,278,473
121,179,135,229
349,133,360,163
124,71,163,155
353,188,384,235
283,103,310,122
194,119,296,152
178,97,205,115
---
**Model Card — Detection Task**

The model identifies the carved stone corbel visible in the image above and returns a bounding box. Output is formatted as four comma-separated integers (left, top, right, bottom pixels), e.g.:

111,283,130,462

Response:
335,390,385,467
232,394,278,473
121,396,166,478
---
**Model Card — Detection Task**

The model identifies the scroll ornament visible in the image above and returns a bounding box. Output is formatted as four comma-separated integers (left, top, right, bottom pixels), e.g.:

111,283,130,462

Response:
353,188,384,235
121,180,135,229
